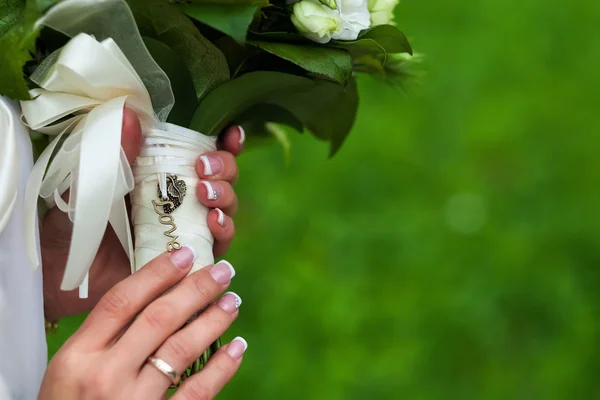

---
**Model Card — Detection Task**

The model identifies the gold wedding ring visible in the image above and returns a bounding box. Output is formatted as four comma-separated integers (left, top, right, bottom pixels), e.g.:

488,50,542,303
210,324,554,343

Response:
147,356,181,386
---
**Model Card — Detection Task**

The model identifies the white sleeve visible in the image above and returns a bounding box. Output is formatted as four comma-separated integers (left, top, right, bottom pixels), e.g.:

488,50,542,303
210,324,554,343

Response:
0,97,47,400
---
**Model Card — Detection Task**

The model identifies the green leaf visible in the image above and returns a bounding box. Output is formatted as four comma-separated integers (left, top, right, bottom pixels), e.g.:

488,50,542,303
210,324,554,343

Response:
34,0,57,11
248,40,353,85
266,78,359,156
334,25,412,59
190,71,358,155
142,37,198,127
236,103,304,136
190,71,315,135
0,0,23,37
235,103,300,162
264,122,293,163
249,30,308,43
358,25,412,55
128,0,230,101
181,3,260,44
331,25,412,77
332,37,387,63
0,0,47,99
212,36,249,77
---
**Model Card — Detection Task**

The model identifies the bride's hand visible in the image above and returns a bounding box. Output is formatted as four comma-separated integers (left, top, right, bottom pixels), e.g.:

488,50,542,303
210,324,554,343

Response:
41,109,244,320
39,247,245,400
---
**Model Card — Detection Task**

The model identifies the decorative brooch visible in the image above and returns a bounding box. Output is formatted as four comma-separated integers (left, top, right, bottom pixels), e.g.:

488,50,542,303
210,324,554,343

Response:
151,175,187,252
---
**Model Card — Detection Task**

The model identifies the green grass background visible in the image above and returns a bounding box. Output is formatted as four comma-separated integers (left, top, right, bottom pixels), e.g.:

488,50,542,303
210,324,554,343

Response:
47,1,600,399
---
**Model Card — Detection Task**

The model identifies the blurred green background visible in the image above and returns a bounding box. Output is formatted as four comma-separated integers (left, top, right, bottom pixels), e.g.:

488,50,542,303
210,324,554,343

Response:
48,1,600,399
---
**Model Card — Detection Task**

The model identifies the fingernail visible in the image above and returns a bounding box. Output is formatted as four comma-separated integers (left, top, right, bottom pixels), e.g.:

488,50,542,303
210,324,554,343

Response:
217,292,242,313
199,155,223,176
238,126,245,146
210,260,236,284
200,180,219,201
215,208,225,227
170,245,198,269
227,337,248,360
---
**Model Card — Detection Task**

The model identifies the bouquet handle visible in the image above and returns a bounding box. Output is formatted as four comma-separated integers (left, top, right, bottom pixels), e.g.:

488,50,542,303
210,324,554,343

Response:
131,123,220,385
131,123,217,274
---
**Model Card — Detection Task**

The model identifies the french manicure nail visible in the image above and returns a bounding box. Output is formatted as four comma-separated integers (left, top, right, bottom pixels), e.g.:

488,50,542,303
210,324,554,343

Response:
170,245,198,269
215,208,225,227
227,337,248,360
217,292,242,313
199,155,223,176
210,260,236,284
200,180,219,201
238,126,245,145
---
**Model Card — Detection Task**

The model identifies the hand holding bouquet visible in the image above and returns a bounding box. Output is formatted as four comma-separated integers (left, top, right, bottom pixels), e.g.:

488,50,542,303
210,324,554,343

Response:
0,0,418,386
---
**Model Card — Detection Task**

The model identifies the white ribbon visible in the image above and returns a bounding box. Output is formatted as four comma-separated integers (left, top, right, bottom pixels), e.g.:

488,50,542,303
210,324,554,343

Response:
132,124,216,273
21,33,157,292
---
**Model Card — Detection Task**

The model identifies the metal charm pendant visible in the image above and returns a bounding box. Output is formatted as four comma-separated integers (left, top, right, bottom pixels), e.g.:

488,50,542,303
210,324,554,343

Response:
151,175,186,252
156,175,187,214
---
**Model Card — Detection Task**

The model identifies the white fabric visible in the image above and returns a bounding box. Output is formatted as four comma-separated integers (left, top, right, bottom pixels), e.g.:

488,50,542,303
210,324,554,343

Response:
0,97,47,400
0,101,18,233
21,33,153,293
22,0,218,293
20,0,175,297
133,124,216,272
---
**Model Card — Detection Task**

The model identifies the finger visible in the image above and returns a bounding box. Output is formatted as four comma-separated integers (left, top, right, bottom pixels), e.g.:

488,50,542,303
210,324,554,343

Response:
121,107,143,164
197,181,238,216
217,125,245,156
74,247,196,349
208,209,235,258
196,151,239,184
138,292,242,392
113,260,236,366
170,337,247,400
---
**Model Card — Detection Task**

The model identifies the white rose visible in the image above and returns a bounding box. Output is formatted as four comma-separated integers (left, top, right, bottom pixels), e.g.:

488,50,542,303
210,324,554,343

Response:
291,0,342,44
368,0,399,26
332,0,371,41
291,0,371,43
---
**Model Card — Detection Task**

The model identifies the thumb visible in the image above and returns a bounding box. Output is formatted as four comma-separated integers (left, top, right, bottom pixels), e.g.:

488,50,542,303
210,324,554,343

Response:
121,107,142,165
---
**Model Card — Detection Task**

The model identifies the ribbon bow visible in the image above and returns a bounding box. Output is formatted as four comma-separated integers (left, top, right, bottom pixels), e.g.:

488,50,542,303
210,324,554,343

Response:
21,33,156,294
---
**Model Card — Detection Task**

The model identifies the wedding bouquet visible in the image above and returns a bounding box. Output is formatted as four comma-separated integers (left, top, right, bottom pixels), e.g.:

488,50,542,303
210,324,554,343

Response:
1,0,417,381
